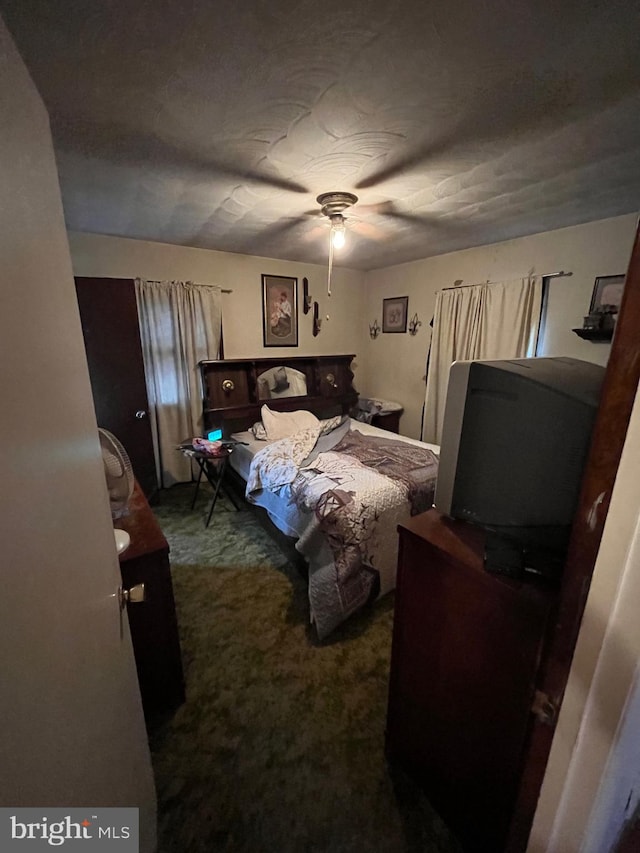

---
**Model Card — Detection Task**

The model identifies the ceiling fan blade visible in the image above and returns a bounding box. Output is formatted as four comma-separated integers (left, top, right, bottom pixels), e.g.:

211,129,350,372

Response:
53,115,309,194
353,200,398,217
301,223,331,243
355,199,466,231
355,69,640,192
349,219,389,242
391,211,469,231
355,145,449,191
239,216,307,253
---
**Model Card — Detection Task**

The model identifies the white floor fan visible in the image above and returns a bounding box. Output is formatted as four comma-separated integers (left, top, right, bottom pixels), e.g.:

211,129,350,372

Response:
98,427,135,555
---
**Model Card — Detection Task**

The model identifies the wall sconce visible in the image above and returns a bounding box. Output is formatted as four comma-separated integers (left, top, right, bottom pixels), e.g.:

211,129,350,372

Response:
408,313,422,336
369,319,381,339
303,277,312,314
313,301,322,336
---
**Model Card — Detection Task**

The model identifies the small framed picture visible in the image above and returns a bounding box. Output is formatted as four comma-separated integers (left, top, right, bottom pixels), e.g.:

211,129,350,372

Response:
262,274,298,347
382,296,409,333
590,275,625,314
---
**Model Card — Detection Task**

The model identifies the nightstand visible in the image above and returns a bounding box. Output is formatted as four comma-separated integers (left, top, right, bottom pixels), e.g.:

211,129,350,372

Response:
371,409,403,433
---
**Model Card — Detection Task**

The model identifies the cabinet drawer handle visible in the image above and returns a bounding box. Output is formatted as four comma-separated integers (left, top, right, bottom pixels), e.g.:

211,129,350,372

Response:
222,379,235,392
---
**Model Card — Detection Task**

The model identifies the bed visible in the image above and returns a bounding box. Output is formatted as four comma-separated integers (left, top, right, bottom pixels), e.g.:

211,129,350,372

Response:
199,355,439,638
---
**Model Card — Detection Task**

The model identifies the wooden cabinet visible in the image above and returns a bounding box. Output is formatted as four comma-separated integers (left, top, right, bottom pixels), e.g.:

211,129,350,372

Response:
386,510,557,852
117,483,185,723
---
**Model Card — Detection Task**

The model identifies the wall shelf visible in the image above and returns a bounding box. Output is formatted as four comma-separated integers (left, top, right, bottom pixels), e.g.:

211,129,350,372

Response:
572,327,614,342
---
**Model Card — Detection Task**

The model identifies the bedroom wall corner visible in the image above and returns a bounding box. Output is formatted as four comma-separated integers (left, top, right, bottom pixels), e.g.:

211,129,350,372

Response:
68,231,369,387
360,214,638,440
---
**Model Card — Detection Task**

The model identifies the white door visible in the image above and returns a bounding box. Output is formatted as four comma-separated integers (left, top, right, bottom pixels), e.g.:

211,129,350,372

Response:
0,18,156,852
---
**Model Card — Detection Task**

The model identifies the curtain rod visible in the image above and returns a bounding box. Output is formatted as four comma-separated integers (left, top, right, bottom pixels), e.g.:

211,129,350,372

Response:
441,270,572,291
142,278,232,293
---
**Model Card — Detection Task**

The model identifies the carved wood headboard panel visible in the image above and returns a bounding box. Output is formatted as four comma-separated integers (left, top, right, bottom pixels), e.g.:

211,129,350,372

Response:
199,354,358,436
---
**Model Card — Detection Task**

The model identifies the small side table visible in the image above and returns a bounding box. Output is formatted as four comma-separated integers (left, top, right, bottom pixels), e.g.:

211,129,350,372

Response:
371,409,403,433
178,442,241,526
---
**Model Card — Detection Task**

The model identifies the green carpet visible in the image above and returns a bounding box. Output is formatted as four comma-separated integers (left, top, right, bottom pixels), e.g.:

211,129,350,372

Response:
149,484,462,853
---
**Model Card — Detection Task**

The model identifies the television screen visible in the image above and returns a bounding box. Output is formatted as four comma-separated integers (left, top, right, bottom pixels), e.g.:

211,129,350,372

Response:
434,357,605,576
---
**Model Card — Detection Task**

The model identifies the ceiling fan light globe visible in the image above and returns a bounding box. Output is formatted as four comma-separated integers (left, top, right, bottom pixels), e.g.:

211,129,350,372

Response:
331,226,346,249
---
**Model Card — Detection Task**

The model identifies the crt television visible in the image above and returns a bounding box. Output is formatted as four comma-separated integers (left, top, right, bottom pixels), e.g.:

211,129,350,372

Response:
434,357,605,574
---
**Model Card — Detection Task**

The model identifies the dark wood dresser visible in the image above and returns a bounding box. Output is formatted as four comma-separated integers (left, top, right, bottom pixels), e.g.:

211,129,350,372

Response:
386,509,557,852
117,482,185,721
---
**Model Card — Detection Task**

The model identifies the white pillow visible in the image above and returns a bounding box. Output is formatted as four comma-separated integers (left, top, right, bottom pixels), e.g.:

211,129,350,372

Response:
250,421,268,440
319,415,346,435
260,405,319,440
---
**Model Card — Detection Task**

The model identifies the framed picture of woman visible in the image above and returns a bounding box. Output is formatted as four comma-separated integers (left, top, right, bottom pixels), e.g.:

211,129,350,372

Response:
262,274,298,347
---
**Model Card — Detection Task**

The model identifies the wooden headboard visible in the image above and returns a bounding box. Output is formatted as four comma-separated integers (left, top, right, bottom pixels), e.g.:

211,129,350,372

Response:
199,354,358,436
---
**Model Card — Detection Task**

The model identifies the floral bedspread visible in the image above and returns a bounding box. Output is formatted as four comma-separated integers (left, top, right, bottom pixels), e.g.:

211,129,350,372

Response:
246,428,439,639
245,426,321,494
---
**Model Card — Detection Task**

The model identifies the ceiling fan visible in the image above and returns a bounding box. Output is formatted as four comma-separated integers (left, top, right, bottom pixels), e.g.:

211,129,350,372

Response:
314,191,361,297
242,183,466,279
309,191,400,246
312,192,459,245
312,190,464,296
316,191,358,250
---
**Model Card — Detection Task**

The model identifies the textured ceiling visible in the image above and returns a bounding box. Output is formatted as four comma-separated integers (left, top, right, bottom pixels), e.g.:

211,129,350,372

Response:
2,0,639,270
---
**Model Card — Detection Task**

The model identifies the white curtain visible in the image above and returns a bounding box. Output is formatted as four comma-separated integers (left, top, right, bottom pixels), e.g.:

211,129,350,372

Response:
135,279,222,487
421,276,543,444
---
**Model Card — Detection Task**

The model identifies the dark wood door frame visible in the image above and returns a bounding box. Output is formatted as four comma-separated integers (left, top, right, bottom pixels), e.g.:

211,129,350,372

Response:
508,222,640,850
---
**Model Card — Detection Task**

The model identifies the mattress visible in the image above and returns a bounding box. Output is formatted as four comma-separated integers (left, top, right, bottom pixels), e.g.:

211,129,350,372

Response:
227,430,312,538
227,418,440,638
228,419,439,539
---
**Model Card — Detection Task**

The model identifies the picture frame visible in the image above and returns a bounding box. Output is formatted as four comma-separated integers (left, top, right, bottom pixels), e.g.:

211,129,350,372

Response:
382,296,409,333
589,274,625,314
262,274,298,347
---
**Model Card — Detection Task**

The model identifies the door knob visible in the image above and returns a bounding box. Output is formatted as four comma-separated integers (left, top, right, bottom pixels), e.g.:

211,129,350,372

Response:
118,583,146,611
135,410,147,419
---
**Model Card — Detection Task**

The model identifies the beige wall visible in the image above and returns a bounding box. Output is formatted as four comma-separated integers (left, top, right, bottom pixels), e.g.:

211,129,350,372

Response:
360,214,638,438
68,231,368,379
69,215,637,440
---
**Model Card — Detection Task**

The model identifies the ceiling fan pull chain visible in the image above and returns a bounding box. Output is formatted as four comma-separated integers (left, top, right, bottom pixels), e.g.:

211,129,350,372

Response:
327,236,334,298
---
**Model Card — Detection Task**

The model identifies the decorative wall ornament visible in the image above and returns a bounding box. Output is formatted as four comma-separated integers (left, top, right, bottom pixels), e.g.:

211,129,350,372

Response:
382,296,409,333
303,277,312,314
408,312,422,335
312,301,322,336
369,319,381,339
262,274,298,347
